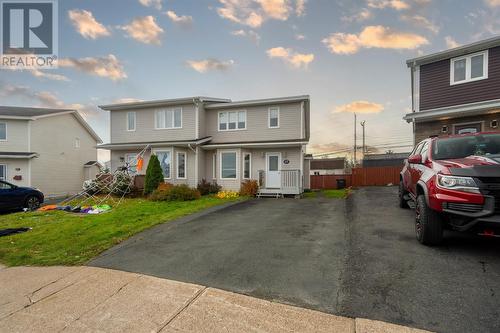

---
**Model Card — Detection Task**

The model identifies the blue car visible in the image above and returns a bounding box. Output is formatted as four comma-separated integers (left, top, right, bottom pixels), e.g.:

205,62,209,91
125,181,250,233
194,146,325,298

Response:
0,181,44,212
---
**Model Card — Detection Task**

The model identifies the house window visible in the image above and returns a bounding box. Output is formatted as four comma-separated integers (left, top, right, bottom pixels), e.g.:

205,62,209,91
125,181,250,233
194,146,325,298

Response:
177,152,186,179
125,154,137,174
155,150,172,179
269,107,279,128
0,123,6,140
218,111,246,131
243,153,251,179
75,138,80,148
450,50,488,85
221,152,237,179
155,108,182,129
0,164,6,180
212,154,216,179
127,112,136,131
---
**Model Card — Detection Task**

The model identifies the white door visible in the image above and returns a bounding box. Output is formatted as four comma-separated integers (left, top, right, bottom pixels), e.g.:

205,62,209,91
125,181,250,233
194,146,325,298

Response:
266,153,281,188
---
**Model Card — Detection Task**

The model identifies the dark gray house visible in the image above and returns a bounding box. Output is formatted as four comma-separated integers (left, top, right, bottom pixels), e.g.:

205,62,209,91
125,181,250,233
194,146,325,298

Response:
404,36,500,143
362,153,410,168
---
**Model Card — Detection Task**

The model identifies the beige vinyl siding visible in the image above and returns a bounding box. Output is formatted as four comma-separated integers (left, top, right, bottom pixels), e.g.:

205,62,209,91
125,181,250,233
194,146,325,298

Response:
0,159,30,187
0,119,30,152
30,114,98,197
197,103,206,139
248,147,302,180
206,102,302,143
110,104,196,143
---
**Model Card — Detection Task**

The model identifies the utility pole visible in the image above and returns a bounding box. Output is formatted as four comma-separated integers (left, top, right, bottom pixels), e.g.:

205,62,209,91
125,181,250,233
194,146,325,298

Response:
360,120,366,157
353,113,357,166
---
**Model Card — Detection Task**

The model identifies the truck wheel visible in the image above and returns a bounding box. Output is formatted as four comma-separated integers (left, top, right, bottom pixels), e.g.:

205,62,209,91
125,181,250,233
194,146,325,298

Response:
415,195,443,245
398,181,409,209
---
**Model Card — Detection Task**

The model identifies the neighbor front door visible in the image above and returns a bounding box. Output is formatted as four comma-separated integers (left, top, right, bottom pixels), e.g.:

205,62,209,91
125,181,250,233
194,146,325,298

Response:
266,153,281,188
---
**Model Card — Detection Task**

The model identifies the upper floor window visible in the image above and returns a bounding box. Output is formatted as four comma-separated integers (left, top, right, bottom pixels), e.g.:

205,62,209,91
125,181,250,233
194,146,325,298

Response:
75,138,80,148
450,50,488,85
268,107,279,128
155,108,182,129
127,112,136,131
219,111,246,131
0,123,6,140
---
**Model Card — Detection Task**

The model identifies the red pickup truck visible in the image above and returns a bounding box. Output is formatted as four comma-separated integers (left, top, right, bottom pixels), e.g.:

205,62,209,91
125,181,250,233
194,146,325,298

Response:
399,132,500,245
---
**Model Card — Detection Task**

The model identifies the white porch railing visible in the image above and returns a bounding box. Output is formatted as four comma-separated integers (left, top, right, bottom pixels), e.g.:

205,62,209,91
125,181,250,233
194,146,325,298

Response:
258,169,302,195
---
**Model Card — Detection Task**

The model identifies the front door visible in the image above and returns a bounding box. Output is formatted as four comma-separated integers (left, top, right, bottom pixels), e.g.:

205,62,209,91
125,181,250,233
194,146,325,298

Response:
266,153,281,188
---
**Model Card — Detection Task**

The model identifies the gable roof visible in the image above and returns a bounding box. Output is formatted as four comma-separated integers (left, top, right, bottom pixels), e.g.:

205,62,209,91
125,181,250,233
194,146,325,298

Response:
0,106,102,143
406,35,500,68
99,97,231,111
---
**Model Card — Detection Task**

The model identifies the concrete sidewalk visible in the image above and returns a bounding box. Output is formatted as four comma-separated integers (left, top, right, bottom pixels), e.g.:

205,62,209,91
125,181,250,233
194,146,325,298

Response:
0,266,431,333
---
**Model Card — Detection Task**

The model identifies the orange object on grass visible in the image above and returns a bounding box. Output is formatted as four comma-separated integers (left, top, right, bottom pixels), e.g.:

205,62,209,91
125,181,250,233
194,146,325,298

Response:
38,205,57,211
137,158,144,171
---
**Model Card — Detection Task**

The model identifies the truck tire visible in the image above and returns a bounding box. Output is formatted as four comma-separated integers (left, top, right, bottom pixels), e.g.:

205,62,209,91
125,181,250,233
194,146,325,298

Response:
415,195,443,245
398,181,409,209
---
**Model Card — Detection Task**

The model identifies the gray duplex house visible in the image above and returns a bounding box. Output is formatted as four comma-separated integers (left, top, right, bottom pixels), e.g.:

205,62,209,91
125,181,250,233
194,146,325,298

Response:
98,96,311,195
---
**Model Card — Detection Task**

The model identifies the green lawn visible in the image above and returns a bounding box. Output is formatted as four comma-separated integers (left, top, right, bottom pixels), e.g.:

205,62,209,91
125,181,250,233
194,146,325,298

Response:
0,196,240,267
322,189,350,199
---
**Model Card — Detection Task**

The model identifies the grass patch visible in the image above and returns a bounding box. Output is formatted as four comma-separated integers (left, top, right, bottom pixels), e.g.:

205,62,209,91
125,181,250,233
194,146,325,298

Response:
322,189,350,199
0,196,241,267
303,191,318,198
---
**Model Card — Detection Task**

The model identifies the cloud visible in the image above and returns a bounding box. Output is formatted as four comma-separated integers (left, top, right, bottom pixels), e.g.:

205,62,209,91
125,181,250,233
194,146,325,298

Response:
367,0,410,10
58,54,127,81
217,0,302,28
294,33,306,40
68,9,111,39
485,0,500,7
400,14,439,33
295,0,306,16
266,47,314,69
308,142,351,154
119,16,164,45
186,58,235,73
139,0,162,10
322,25,428,55
231,29,261,44
342,8,373,22
113,98,144,104
334,101,384,114
165,10,193,28
30,69,70,81
445,36,460,49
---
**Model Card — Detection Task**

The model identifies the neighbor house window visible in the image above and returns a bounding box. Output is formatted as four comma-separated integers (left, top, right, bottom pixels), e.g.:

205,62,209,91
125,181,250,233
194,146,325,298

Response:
177,152,186,179
0,164,6,180
75,138,80,148
220,152,237,179
218,111,246,131
155,150,172,179
243,153,251,179
127,112,136,131
269,107,279,128
155,108,182,129
451,50,488,85
212,154,216,179
125,154,137,174
0,123,6,140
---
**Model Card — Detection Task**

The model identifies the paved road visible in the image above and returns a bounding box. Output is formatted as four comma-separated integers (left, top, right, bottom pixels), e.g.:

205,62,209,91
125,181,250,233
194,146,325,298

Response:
91,187,500,333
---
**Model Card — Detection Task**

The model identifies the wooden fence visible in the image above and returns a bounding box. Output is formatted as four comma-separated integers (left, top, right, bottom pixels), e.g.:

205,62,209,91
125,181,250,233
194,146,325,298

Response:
310,166,402,189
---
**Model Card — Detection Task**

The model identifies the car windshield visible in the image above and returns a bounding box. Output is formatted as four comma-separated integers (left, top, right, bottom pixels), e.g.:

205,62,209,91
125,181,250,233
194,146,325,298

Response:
432,133,500,160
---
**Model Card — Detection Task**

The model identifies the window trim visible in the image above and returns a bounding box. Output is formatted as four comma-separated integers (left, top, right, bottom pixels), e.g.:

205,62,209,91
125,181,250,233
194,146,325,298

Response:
126,111,136,131
212,153,216,180
176,151,187,179
0,164,6,181
219,150,238,180
243,153,251,179
154,108,183,130
268,107,280,129
152,148,173,179
218,110,247,132
0,122,7,141
75,137,80,149
450,50,488,85
452,121,484,135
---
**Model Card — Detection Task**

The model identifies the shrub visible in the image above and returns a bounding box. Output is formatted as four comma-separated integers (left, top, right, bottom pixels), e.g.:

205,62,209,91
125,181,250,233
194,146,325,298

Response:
157,182,173,191
215,190,239,199
144,155,164,195
197,178,222,195
150,184,201,201
240,180,259,197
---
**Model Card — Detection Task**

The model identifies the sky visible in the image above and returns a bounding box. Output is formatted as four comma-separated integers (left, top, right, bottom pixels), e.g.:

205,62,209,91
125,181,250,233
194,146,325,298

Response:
1,0,500,162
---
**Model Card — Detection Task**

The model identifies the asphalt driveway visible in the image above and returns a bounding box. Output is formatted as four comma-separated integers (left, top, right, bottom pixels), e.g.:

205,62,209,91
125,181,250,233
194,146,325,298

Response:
91,188,500,333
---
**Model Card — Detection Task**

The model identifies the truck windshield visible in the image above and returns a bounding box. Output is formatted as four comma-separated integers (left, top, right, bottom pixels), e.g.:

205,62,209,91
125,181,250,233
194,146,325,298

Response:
432,133,500,160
